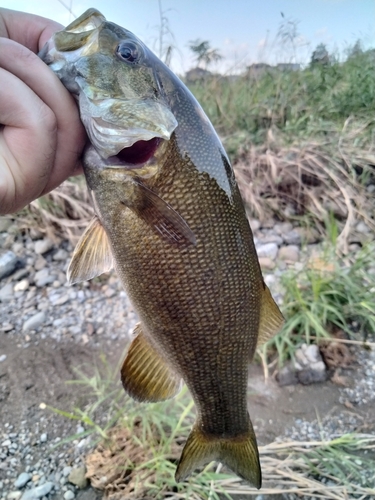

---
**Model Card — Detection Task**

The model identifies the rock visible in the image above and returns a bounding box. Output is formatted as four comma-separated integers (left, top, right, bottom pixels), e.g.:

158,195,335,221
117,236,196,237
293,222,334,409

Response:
259,257,275,270
22,312,46,332
7,492,22,499
297,362,327,384
12,269,29,281
34,239,54,255
0,250,18,280
304,344,321,364
256,242,278,260
0,283,14,302
14,279,29,292
40,433,47,443
14,472,31,489
277,363,298,386
68,466,88,489
0,354,7,362
260,234,283,245
20,481,54,499
249,219,261,232
34,257,47,272
64,491,75,500
283,229,301,245
278,245,300,262
53,249,68,261
29,228,44,240
63,467,72,477
0,217,12,232
273,222,293,235
2,322,14,332
356,221,370,234
34,269,54,287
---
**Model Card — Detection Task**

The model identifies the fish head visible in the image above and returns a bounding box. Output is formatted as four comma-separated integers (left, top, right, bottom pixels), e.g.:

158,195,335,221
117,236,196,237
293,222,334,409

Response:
39,8,177,165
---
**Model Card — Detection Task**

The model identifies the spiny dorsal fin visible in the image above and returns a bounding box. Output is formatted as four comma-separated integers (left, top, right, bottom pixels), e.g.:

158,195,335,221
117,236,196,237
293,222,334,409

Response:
129,181,197,246
256,284,284,347
121,324,182,402
67,216,113,285
175,414,261,488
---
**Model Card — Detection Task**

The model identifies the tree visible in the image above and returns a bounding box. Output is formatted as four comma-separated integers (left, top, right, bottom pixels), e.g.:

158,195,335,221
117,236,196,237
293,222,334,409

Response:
310,43,330,66
188,39,223,69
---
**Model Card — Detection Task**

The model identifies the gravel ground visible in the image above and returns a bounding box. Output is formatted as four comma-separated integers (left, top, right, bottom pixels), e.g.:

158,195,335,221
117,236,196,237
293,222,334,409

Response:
1,217,374,499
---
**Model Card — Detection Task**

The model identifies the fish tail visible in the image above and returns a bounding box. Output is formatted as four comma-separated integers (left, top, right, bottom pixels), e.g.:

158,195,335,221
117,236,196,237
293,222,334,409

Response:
175,414,261,488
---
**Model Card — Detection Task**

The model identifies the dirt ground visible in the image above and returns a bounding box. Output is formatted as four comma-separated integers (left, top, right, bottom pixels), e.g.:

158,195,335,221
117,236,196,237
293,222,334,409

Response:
1,328,375,499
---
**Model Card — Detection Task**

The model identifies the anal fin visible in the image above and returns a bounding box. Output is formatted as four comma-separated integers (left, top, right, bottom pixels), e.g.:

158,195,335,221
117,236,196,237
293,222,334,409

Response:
121,324,182,402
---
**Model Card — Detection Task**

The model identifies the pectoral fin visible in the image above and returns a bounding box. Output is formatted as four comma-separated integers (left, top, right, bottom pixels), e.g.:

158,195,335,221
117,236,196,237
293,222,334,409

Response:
127,181,196,246
67,217,113,284
121,324,182,402
256,284,284,347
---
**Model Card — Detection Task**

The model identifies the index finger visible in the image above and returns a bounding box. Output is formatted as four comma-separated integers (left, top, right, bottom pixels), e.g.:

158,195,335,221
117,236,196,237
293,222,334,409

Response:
0,8,62,52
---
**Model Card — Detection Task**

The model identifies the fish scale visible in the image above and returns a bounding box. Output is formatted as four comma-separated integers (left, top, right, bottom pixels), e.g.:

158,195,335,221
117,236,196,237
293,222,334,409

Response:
40,8,284,488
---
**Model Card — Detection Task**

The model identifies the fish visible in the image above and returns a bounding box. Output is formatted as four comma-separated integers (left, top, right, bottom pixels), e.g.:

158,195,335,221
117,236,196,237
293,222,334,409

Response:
40,8,284,488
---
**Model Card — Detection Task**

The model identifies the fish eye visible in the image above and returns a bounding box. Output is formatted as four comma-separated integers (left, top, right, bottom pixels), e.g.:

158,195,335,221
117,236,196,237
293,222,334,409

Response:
116,41,141,64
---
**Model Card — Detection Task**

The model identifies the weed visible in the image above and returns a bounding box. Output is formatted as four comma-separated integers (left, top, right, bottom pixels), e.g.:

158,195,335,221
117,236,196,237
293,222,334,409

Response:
263,242,375,364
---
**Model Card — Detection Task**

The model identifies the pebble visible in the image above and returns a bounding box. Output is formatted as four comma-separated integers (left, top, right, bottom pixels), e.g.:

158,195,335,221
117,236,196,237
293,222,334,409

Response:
22,312,46,332
7,492,22,499
39,434,47,443
283,229,302,245
68,466,87,489
0,283,14,302
256,242,278,260
33,258,47,272
278,245,300,262
14,279,29,292
14,472,31,489
34,239,54,255
20,481,54,499
34,269,54,288
0,354,7,362
53,249,68,261
63,491,75,500
259,257,275,270
0,217,12,232
0,251,18,280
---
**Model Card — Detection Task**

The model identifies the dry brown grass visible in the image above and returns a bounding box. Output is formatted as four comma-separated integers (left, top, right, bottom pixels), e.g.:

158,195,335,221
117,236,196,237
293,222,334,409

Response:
84,424,375,500
235,124,375,251
18,179,93,243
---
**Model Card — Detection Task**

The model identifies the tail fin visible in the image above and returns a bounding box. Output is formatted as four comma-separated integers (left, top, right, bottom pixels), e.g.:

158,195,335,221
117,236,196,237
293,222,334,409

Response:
175,415,261,488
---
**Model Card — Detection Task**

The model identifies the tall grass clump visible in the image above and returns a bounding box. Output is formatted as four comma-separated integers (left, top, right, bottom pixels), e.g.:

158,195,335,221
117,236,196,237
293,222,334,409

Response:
263,241,375,364
186,47,375,150
46,356,375,499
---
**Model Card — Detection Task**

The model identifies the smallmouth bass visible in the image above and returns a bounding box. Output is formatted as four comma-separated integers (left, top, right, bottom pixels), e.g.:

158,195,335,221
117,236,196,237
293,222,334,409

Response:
40,9,283,487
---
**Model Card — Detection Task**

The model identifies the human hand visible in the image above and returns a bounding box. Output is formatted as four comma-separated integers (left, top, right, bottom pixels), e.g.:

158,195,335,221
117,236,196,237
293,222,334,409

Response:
0,8,86,215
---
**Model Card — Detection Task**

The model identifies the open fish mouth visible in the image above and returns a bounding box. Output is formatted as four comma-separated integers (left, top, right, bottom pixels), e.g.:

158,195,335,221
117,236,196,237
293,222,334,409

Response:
107,137,162,169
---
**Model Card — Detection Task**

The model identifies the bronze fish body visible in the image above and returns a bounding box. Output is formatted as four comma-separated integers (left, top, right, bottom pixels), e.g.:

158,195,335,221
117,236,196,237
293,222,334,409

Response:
40,9,283,487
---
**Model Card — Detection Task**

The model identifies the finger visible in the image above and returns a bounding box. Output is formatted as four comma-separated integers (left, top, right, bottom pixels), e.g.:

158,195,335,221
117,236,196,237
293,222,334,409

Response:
0,68,57,214
0,8,63,52
0,38,86,194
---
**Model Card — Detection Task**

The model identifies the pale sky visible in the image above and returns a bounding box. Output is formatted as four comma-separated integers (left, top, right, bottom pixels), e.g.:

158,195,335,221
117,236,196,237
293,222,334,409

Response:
2,0,374,74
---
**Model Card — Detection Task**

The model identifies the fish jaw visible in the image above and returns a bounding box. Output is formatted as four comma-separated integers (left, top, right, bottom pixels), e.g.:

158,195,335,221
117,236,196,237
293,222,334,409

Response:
38,8,178,161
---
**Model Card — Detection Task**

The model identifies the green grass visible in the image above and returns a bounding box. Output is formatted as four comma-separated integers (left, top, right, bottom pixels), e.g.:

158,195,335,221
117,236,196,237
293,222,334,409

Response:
186,47,375,156
262,241,375,364
45,355,375,499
